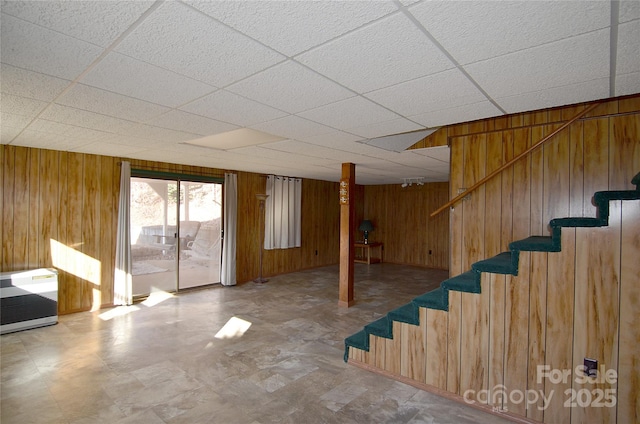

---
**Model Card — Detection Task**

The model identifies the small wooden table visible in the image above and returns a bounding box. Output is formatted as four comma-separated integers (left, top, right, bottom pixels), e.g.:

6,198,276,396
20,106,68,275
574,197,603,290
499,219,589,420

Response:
354,242,383,264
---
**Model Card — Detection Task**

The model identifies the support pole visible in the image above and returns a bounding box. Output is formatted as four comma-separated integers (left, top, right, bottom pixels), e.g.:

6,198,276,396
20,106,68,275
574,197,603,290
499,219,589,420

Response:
339,163,355,307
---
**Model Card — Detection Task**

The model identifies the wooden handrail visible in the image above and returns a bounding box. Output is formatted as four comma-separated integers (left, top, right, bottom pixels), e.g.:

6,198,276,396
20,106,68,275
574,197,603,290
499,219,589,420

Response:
430,101,602,217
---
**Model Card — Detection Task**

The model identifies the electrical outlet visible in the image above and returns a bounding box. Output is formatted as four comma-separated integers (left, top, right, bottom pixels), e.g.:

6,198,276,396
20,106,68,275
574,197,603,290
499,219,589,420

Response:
584,358,598,377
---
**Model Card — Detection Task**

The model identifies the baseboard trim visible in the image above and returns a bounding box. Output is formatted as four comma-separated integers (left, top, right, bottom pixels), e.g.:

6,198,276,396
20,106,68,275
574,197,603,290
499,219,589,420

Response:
348,358,542,424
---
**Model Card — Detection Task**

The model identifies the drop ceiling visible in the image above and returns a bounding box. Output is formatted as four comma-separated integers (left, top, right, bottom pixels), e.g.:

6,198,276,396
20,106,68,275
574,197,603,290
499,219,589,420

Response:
1,1,638,184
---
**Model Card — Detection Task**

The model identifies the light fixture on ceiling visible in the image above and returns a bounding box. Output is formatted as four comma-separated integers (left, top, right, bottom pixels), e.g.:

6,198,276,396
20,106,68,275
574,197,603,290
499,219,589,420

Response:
401,177,425,188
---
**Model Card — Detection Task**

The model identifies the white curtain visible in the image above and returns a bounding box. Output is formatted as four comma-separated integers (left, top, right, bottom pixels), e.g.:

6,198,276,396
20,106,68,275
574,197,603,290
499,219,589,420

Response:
114,161,132,305
264,175,302,250
221,173,237,286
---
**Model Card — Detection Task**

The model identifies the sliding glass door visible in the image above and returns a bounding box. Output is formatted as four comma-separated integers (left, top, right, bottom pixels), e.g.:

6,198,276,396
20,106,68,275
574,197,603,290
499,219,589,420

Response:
130,176,223,298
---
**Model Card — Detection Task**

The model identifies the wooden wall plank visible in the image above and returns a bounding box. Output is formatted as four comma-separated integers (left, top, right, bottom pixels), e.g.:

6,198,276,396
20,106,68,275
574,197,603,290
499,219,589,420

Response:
488,273,506,412
39,149,58,271
544,125,570,227
582,118,609,216
447,290,462,394
462,135,486,268
65,153,84,313
544,228,576,424
504,252,530,417
485,132,503,257
568,122,585,216
13,147,29,270
618,199,640,424
460,277,489,397
572,202,621,424
450,138,464,277
27,149,40,269
82,154,100,310
527,251,548,421
530,125,546,235
425,309,447,389
609,114,640,190
2,146,15,269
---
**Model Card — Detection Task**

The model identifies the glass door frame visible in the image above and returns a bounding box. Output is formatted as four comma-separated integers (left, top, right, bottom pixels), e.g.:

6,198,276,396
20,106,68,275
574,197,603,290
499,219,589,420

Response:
130,169,224,297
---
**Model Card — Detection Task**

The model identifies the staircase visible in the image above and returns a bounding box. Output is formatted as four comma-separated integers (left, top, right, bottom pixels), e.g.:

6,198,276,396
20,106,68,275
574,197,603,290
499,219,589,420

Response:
344,172,640,421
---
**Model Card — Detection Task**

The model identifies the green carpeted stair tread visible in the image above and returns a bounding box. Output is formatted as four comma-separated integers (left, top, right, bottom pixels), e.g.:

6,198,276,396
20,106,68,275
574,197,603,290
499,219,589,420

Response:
631,171,640,190
388,303,420,326
509,236,560,252
472,252,518,276
364,316,393,339
344,330,369,361
550,217,605,228
441,270,481,294
413,287,448,311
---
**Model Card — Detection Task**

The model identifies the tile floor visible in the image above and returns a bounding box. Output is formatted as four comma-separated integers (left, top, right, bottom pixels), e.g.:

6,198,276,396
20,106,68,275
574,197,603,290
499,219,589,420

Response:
1,264,514,423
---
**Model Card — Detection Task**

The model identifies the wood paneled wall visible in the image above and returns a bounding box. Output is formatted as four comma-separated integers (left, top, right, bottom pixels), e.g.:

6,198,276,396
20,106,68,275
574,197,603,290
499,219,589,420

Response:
350,95,640,424
363,182,449,269
1,147,340,314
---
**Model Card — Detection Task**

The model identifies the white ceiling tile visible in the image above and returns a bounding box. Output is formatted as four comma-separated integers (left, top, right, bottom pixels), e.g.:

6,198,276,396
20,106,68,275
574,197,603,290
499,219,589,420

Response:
0,64,71,101
40,104,136,133
81,52,216,108
409,1,610,65
298,97,401,132
303,131,364,146
366,68,487,116
29,119,111,142
56,84,170,122
410,101,502,128
229,145,335,167
1,93,48,118
466,29,610,99
496,79,610,115
1,122,22,142
620,1,640,23
263,140,367,164
188,0,397,56
0,1,156,47
11,128,92,150
297,13,453,93
114,1,284,87
68,141,146,156
1,111,32,133
122,124,202,143
100,134,170,149
181,89,288,127
227,61,355,113
250,115,336,141
146,110,238,136
615,71,640,97
0,13,103,80
346,117,424,139
617,20,640,75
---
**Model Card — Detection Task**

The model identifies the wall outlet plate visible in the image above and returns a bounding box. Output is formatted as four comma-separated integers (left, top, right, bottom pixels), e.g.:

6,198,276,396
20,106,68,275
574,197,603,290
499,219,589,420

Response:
584,358,598,377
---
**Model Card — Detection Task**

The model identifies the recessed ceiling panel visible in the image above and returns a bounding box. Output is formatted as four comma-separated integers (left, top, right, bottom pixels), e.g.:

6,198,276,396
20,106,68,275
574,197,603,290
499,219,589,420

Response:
227,61,355,114
296,13,454,93
188,0,397,56
114,1,284,87
183,128,285,151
